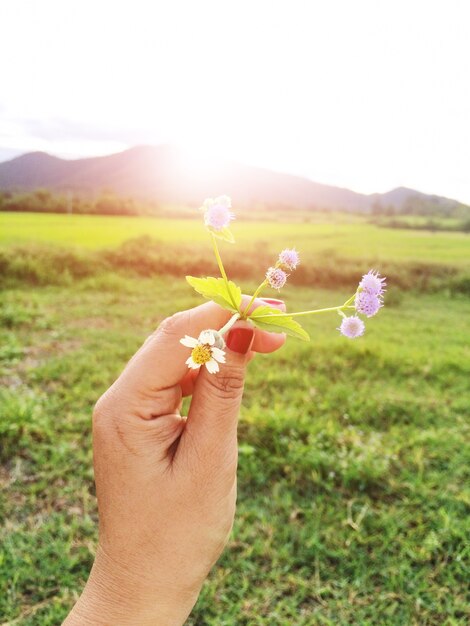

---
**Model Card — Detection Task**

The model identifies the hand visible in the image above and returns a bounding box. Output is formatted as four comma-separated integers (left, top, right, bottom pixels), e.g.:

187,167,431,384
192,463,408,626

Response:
64,297,285,625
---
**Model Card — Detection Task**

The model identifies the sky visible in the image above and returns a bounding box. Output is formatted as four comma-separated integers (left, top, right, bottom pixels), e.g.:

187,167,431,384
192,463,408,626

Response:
1,0,469,202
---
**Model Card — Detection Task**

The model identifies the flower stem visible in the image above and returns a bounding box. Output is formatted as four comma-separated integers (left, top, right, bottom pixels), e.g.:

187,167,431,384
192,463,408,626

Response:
241,280,268,319
219,313,240,335
343,292,357,307
210,232,239,312
251,291,357,320
252,304,353,319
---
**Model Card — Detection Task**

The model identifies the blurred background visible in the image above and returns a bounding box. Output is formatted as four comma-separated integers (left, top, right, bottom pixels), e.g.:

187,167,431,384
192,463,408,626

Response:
0,1,469,624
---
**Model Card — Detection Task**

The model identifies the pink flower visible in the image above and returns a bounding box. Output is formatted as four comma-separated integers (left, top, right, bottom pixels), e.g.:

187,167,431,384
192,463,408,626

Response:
278,248,300,271
338,315,365,338
266,267,288,290
359,270,386,296
201,196,235,231
355,291,383,317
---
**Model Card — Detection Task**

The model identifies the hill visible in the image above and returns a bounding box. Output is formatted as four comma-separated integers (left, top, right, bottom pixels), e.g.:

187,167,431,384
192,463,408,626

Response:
0,145,462,213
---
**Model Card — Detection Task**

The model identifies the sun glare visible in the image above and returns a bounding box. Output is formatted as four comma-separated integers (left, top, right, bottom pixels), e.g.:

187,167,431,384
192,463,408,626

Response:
0,1,469,200
172,145,233,183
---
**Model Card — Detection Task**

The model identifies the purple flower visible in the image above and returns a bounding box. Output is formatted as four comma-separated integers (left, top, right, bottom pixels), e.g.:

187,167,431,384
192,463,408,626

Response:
266,267,288,290
278,248,300,271
202,195,235,231
359,270,386,296
338,315,365,338
355,291,383,317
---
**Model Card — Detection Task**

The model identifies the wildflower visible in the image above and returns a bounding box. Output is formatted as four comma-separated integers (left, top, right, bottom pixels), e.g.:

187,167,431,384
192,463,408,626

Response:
278,248,300,271
266,267,288,290
355,290,383,317
180,330,226,374
338,315,365,338
201,195,235,231
359,270,386,296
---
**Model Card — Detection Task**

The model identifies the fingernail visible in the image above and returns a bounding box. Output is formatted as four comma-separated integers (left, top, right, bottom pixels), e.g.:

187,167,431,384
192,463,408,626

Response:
226,328,255,354
261,298,285,309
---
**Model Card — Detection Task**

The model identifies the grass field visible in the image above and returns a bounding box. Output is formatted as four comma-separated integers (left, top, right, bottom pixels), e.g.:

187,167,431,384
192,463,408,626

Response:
1,211,470,264
1,212,469,624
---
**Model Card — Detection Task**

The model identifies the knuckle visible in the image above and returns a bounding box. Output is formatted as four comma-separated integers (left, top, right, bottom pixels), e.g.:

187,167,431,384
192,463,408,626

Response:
92,394,109,424
92,391,138,455
157,310,189,338
92,390,115,432
204,367,245,401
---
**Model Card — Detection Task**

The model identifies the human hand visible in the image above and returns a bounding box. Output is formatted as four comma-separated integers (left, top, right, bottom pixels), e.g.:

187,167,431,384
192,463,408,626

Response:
64,297,285,625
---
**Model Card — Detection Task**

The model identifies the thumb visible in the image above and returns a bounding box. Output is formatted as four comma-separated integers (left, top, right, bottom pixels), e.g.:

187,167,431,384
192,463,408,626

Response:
177,320,254,465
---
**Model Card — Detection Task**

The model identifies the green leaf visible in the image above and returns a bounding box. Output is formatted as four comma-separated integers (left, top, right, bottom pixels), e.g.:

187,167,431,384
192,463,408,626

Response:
249,305,310,341
186,276,242,312
207,226,235,243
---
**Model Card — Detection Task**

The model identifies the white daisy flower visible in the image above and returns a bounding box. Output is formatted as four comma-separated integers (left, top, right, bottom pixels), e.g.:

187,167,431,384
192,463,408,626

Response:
180,330,226,374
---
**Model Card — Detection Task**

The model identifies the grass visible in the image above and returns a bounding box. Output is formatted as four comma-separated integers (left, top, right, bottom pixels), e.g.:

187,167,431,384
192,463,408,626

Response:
0,212,470,626
1,213,470,298
1,212,469,624
1,211,470,264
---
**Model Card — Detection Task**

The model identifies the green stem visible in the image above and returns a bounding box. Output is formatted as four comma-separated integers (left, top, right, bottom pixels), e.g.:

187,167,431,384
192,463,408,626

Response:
343,292,357,307
252,304,354,319
210,232,239,312
219,313,240,335
241,280,268,319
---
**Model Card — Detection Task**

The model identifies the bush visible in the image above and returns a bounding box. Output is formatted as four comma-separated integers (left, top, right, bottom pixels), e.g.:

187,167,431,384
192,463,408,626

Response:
0,237,467,296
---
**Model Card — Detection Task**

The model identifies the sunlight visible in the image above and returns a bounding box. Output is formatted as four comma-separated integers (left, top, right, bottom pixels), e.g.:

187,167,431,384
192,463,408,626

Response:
0,0,469,201
172,144,232,183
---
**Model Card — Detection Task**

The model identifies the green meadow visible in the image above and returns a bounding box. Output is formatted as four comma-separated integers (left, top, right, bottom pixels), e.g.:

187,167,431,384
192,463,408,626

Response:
0,211,469,624
2,211,470,263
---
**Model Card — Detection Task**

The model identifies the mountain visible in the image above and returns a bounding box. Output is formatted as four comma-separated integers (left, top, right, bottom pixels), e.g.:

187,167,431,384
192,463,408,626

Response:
0,145,461,213
372,186,458,210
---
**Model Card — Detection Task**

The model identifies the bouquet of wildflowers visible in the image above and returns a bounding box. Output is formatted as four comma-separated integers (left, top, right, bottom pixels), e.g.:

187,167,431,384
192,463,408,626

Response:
181,196,386,374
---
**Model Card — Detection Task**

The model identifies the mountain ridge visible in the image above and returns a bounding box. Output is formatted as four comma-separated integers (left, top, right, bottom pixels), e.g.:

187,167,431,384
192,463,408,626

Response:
0,145,461,213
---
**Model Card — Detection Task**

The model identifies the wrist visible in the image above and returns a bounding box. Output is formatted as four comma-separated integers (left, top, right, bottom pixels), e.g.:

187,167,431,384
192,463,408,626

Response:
64,546,200,626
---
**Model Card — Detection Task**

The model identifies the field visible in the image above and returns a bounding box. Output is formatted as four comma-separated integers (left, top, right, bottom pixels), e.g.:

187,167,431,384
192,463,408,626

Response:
1,211,469,625
2,211,470,264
